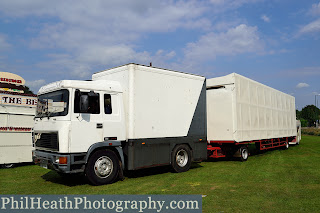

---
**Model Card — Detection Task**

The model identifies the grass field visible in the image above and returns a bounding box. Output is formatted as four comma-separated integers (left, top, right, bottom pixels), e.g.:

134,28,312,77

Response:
1,135,320,212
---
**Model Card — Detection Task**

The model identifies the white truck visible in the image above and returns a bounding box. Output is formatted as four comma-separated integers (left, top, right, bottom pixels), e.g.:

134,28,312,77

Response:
206,73,297,160
33,64,298,185
33,64,207,185
0,91,37,168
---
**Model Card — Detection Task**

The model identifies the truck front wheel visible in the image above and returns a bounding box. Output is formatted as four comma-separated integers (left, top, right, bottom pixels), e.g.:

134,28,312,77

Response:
85,149,119,185
171,144,192,173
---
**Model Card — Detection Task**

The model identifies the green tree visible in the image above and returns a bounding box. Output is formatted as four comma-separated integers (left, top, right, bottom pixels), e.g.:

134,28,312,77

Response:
300,118,308,127
23,86,35,94
296,109,301,119
300,105,320,127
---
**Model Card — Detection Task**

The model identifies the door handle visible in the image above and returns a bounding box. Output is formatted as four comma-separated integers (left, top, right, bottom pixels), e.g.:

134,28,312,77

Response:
97,123,103,128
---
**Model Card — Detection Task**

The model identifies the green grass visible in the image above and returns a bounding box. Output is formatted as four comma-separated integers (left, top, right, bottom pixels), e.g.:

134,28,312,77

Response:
1,135,320,212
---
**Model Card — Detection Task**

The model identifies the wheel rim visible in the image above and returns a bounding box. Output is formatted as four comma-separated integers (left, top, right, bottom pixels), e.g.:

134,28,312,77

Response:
241,148,248,160
176,149,188,167
3,164,14,168
94,156,113,178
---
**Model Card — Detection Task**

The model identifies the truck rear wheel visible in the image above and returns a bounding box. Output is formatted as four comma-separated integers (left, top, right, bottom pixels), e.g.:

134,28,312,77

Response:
85,149,119,185
171,144,191,173
239,146,248,162
2,164,14,169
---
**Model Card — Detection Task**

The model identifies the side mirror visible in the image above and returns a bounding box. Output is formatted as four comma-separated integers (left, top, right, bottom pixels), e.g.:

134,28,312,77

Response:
80,95,89,113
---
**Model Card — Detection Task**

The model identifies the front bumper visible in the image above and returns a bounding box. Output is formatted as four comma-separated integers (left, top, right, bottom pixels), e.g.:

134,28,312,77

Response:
32,150,86,174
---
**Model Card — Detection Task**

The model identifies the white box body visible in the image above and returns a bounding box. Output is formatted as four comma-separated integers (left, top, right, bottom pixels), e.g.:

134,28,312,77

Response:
0,93,37,164
207,73,296,142
92,64,206,140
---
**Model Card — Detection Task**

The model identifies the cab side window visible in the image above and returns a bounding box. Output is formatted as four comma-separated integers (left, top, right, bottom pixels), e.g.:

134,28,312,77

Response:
74,90,100,114
104,94,112,114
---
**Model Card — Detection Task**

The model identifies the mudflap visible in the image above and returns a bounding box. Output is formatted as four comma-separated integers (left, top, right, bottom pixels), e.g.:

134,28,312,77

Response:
118,160,125,181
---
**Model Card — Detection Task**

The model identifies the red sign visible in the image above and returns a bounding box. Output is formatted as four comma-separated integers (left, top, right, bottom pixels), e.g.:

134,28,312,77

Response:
0,78,23,84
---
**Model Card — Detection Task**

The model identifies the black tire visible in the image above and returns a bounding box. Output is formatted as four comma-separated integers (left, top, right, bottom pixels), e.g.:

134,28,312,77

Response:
171,144,192,173
2,164,14,169
282,141,289,150
255,142,261,151
85,149,119,185
239,146,249,162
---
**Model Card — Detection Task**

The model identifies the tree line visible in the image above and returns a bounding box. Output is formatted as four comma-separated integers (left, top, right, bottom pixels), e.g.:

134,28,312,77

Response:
296,105,320,127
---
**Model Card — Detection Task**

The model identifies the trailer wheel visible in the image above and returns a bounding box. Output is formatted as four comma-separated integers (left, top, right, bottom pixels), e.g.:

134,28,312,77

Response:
239,146,249,162
2,164,14,169
171,145,191,173
283,142,289,150
85,149,119,185
255,142,261,151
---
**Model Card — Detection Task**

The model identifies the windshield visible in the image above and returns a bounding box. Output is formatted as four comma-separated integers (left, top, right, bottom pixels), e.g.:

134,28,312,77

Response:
36,89,69,118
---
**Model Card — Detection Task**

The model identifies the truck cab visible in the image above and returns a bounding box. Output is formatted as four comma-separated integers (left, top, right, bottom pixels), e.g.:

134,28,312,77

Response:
33,80,126,184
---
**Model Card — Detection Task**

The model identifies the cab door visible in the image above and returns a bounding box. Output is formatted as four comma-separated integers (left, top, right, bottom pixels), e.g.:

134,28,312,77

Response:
102,93,125,141
70,90,103,153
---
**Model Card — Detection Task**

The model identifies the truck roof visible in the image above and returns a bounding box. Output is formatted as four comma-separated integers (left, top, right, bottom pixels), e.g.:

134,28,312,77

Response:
93,63,205,78
207,72,294,98
38,80,122,95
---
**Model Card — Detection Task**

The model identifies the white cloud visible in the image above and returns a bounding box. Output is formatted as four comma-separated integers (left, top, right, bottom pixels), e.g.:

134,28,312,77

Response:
209,0,261,7
310,2,320,16
184,24,264,62
209,0,262,12
36,54,92,78
299,3,320,36
283,67,320,77
26,79,46,87
0,0,212,78
0,1,210,33
0,34,11,50
299,18,320,35
261,15,270,23
26,79,46,93
296,83,310,89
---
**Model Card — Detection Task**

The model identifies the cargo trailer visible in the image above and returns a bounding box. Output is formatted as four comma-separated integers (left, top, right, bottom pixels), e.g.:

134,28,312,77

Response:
0,91,37,168
206,73,297,161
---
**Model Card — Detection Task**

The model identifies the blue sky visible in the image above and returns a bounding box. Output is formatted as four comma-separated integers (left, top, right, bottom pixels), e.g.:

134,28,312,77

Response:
0,0,320,109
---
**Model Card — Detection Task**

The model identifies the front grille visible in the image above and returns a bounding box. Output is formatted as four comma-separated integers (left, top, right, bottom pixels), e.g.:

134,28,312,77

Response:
35,133,59,151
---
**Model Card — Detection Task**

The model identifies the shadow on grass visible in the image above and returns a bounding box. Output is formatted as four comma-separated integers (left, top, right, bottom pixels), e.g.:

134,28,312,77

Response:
125,162,203,179
0,162,35,169
41,171,88,186
205,144,289,162
41,162,203,186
